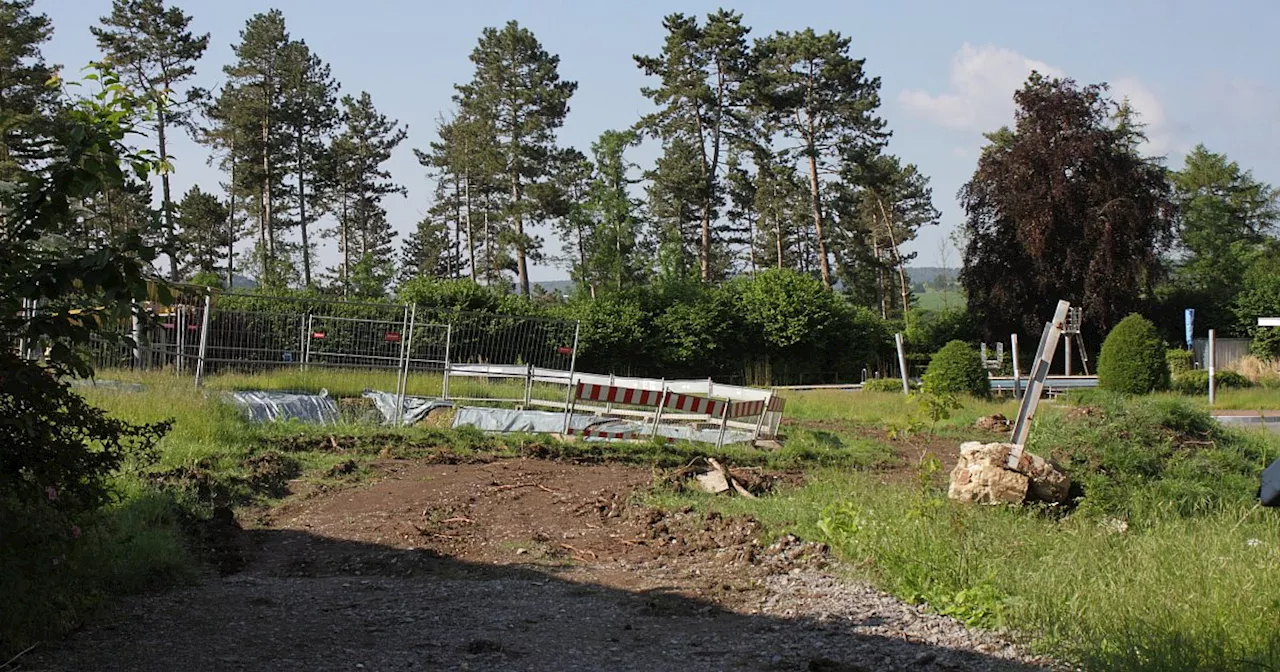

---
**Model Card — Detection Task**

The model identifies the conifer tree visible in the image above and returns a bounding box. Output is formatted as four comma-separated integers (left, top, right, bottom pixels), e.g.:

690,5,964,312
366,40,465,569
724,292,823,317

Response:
0,0,58,181
93,0,209,278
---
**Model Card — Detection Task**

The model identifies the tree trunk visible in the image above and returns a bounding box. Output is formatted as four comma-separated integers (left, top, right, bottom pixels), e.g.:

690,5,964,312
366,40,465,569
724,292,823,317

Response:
464,169,476,280
483,208,493,285
261,116,273,263
806,150,831,288
226,135,237,289
776,212,785,270
339,186,349,295
876,196,912,318
157,110,177,280
512,173,529,296
296,129,311,287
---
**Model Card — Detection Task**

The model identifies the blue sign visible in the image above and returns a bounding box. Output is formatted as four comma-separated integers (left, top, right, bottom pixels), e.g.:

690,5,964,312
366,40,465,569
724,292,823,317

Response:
1184,308,1195,350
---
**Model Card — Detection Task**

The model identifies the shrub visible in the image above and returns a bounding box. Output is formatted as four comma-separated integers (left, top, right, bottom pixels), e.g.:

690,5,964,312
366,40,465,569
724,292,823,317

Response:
1166,348,1194,374
1170,369,1252,395
862,377,909,393
1097,314,1170,394
921,340,990,398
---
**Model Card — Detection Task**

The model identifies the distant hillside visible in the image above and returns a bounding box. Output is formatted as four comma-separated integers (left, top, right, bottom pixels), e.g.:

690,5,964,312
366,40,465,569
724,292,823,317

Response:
905,267,959,288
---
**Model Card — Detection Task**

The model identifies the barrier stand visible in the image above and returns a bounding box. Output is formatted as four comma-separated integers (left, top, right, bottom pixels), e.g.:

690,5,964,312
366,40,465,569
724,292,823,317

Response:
303,313,314,368
1208,329,1217,406
393,304,416,426
714,398,732,449
194,293,212,387
1010,333,1021,400
605,373,616,415
649,379,667,436
560,323,581,434
752,390,776,441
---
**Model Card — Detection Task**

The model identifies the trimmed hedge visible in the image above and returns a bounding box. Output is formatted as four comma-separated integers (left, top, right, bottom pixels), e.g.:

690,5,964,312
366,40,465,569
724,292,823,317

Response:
1166,348,1194,374
922,340,990,398
1098,314,1170,394
1170,369,1252,395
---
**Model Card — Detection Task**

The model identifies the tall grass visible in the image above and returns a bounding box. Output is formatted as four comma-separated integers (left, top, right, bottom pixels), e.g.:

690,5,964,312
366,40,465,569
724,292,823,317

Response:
781,388,1020,428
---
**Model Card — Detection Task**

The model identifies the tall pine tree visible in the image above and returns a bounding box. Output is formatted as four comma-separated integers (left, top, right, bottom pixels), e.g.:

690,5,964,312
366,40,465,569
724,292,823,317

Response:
278,39,338,287
92,0,209,279
455,21,577,295
175,185,230,276
0,0,57,181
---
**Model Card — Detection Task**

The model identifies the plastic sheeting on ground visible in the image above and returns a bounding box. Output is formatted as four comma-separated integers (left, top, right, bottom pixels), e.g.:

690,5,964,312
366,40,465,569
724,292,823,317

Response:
362,390,453,426
450,406,755,445
225,389,339,424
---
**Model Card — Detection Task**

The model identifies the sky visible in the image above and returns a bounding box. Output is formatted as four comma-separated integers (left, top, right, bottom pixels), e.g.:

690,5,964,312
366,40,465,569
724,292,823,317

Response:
38,0,1280,282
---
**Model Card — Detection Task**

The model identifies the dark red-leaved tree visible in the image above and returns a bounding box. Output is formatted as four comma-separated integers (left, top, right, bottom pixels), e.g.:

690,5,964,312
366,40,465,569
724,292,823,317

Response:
958,73,1175,342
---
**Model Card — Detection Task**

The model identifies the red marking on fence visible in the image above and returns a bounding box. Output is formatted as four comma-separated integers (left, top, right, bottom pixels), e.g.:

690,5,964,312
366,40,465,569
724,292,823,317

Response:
557,346,574,355
311,331,326,339
384,332,402,343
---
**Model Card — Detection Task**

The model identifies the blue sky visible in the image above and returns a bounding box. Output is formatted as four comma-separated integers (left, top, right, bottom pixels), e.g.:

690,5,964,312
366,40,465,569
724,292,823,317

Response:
40,0,1280,281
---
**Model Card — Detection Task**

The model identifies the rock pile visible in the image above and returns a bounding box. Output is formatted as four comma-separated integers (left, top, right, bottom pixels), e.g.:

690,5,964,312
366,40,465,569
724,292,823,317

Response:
948,442,1070,505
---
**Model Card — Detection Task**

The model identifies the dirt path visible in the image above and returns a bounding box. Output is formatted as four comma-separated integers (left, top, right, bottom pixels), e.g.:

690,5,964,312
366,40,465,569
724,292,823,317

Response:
26,458,1052,672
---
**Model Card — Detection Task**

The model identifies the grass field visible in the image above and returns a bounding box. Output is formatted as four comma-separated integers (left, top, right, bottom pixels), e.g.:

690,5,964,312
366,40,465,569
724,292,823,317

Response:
914,288,966,311
13,371,1280,670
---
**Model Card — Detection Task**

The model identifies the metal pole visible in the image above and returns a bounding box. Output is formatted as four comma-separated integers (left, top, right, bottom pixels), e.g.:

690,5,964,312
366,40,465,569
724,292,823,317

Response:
752,391,774,440
894,333,910,395
1065,332,1073,377
1011,334,1022,400
1208,328,1217,406
524,363,534,408
561,322,581,434
298,312,308,370
195,293,212,387
649,379,667,436
1008,300,1071,466
442,321,453,400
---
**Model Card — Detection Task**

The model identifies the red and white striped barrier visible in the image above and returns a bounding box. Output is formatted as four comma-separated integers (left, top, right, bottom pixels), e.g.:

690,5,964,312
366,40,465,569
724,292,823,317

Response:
768,396,786,412
727,399,767,418
566,426,635,440
662,391,726,417
574,382,664,407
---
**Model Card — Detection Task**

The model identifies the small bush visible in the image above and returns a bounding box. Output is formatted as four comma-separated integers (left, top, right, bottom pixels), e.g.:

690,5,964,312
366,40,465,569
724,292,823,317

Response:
1166,348,1194,374
1170,369,1253,395
1097,314,1170,394
921,340,990,398
862,377,910,393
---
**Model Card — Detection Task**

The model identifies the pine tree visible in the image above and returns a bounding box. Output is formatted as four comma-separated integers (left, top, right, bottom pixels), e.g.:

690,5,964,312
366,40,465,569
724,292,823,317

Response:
92,0,209,279
583,129,648,293
326,91,406,297
755,29,888,289
401,214,461,282
634,10,752,282
174,185,230,275
455,21,577,296
646,136,704,282
219,10,294,287
0,0,58,181
417,109,503,283
278,39,337,287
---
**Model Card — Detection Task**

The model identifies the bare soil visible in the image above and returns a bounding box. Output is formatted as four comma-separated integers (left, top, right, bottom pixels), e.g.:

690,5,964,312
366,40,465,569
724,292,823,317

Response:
25,458,1052,672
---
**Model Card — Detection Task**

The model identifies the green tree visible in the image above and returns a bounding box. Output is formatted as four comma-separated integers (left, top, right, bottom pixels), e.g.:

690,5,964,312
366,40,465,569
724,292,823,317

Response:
455,20,577,296
582,129,649,293
922,340,990,398
959,74,1175,340
635,10,753,283
217,10,294,287
92,0,209,279
278,39,338,287
754,28,888,289
401,214,460,282
1167,144,1279,331
325,91,406,297
0,0,58,180
646,135,704,281
174,185,229,275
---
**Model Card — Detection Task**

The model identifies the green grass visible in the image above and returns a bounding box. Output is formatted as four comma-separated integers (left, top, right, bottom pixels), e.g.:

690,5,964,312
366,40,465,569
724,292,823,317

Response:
781,388,1019,429
915,288,966,311
647,471,1280,670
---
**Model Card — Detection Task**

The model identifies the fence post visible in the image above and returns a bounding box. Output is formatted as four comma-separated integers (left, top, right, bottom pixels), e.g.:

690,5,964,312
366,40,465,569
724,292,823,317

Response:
560,321,581,434
524,363,534,408
195,293,212,387
895,333,910,395
605,373,616,414
650,379,667,437
303,314,313,368
175,305,186,374
442,321,453,400
1208,328,1217,406
1010,334,1021,400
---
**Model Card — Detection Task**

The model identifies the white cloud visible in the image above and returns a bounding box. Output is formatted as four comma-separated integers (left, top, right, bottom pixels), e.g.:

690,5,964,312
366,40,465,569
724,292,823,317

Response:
902,44,1181,156
899,43,1062,132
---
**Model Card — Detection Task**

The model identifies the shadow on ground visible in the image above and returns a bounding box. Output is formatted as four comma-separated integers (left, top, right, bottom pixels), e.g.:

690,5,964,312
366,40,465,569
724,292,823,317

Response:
24,524,1048,672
